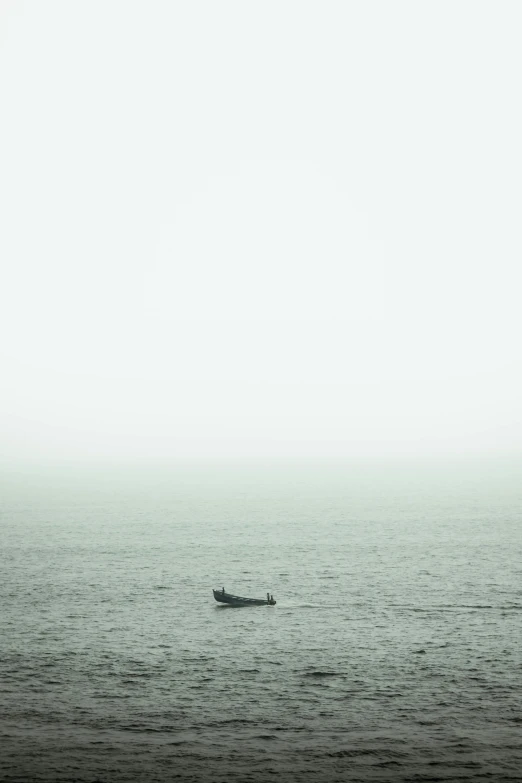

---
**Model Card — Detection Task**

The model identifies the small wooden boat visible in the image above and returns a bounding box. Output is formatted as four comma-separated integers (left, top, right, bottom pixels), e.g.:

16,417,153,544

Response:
213,589,276,606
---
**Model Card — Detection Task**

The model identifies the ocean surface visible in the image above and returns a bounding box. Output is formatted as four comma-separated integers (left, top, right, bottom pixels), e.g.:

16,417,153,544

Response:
1,461,522,782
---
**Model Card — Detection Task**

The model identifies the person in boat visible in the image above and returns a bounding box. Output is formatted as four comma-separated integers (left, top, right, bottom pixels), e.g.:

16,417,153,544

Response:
222,587,225,594
267,592,270,602
270,594,274,604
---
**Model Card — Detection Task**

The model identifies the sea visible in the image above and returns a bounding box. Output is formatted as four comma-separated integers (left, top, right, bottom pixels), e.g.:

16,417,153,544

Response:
1,459,521,783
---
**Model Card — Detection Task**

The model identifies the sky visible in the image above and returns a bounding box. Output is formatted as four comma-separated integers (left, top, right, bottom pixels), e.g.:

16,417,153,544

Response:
1,1,521,466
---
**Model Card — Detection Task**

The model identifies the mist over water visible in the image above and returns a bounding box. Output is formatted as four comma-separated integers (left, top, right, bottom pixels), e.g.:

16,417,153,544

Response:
1,461,521,782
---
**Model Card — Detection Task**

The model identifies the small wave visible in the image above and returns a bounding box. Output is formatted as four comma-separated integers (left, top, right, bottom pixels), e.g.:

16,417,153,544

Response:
325,749,374,758
453,603,519,609
393,603,522,612
324,747,406,760
204,718,258,727
120,723,167,733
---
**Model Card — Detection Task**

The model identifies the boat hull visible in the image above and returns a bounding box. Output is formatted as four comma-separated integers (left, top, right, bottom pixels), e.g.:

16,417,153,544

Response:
213,589,275,606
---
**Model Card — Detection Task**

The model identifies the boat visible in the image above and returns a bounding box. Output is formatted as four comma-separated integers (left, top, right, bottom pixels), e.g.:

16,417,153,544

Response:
213,588,276,606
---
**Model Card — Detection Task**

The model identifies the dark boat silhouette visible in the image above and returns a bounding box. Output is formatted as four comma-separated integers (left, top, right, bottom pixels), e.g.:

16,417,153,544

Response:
213,589,276,606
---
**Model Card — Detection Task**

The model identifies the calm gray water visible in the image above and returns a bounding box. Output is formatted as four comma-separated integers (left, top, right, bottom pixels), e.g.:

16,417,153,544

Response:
1,462,522,782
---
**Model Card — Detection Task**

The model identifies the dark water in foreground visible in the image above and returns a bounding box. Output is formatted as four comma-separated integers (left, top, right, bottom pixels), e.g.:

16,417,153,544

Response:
1,463,522,782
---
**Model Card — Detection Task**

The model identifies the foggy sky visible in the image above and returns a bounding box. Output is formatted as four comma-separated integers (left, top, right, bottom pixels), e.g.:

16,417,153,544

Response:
1,1,521,465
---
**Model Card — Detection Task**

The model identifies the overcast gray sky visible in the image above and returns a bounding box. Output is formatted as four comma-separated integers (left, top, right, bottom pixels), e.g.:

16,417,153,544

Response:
1,1,521,465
